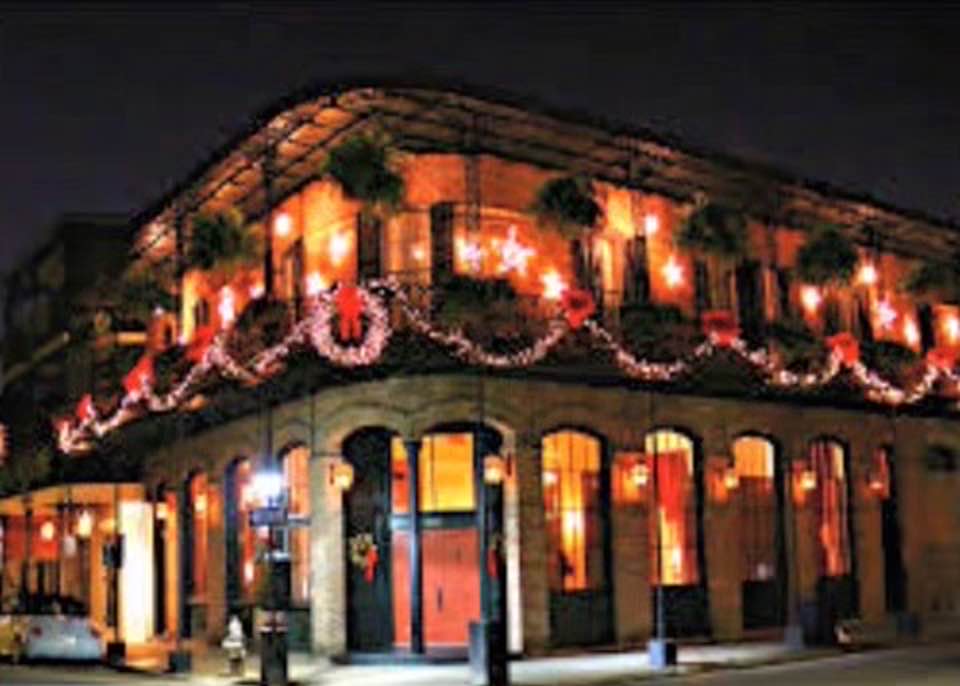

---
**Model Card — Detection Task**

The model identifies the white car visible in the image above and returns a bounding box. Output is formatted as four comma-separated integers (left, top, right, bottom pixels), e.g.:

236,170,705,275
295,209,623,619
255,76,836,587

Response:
5,596,103,663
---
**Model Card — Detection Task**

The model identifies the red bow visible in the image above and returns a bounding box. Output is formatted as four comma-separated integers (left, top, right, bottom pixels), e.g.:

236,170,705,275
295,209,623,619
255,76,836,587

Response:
75,394,96,423
363,546,379,584
122,354,155,396
927,346,957,372
335,285,365,342
561,288,596,330
826,332,860,367
701,310,740,347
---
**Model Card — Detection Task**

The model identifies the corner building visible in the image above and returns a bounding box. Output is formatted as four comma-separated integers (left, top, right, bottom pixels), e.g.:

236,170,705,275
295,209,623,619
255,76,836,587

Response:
2,85,959,660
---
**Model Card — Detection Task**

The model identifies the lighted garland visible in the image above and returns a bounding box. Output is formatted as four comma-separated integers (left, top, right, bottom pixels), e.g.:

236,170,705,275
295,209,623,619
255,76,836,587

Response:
56,281,960,454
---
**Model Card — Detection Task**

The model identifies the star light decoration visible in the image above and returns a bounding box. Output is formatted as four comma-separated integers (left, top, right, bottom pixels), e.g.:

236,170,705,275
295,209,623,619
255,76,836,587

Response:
56,278,960,455
494,225,535,276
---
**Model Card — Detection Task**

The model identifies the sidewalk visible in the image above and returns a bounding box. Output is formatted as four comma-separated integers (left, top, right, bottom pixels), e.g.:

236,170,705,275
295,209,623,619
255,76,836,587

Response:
122,641,838,685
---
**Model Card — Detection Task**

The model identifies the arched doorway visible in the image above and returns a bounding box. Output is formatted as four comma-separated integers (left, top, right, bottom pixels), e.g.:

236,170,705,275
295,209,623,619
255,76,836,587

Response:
732,435,787,629
343,424,500,656
808,438,858,638
645,429,709,637
224,458,256,636
542,429,613,647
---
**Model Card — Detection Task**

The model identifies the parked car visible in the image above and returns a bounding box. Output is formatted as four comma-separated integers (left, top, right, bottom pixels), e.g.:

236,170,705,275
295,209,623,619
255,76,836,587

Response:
0,595,103,663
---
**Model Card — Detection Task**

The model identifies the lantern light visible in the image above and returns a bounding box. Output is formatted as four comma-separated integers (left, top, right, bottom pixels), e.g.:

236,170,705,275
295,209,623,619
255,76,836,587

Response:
329,232,350,265
903,318,920,347
155,502,168,521
944,315,960,344
857,262,878,286
76,510,94,539
644,213,659,237
40,521,56,542
723,466,740,491
253,470,284,505
662,256,684,289
329,460,355,491
800,286,822,314
411,246,426,262
274,213,292,238
630,462,649,488
800,469,817,492
541,270,567,301
483,454,506,485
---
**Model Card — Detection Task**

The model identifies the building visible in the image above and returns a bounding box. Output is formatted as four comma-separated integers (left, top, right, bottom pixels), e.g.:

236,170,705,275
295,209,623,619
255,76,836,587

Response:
1,85,959,659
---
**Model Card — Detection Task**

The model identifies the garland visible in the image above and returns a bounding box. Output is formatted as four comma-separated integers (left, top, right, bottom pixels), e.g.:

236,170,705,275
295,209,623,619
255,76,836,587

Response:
56,280,960,454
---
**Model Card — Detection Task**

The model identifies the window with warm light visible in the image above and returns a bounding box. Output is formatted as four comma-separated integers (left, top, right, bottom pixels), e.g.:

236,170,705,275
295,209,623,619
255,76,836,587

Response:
733,436,777,582
189,472,209,598
646,430,700,586
282,445,311,606
810,440,852,578
234,459,257,601
543,431,605,593
391,433,476,513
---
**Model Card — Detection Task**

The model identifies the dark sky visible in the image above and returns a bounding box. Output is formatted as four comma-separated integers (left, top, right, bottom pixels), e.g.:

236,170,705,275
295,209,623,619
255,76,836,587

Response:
1,3,958,273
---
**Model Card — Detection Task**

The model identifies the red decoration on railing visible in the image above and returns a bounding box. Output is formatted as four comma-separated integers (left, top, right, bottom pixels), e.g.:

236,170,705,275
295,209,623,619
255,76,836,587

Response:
75,394,96,423
186,325,217,363
701,310,740,348
335,285,364,342
122,354,155,397
927,346,957,373
561,288,596,330
364,546,379,584
827,332,860,367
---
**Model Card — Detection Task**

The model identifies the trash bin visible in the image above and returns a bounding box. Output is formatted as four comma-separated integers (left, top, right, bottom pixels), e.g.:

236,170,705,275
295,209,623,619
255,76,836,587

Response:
469,620,507,686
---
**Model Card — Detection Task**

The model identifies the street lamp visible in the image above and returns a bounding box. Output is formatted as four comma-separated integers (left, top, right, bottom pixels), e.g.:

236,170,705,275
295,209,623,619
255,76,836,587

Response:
252,465,290,686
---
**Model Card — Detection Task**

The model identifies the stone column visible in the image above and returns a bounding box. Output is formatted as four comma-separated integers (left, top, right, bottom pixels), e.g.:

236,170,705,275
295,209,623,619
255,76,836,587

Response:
205,477,227,642
702,429,743,641
514,433,550,654
610,455,650,645
849,436,885,626
310,453,346,656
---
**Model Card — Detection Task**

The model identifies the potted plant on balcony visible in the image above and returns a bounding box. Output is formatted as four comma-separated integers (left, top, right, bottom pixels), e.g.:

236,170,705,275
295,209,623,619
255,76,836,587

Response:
187,208,261,284
115,269,177,329
675,200,747,313
795,224,858,287
320,135,405,219
434,275,542,349
905,249,960,303
530,175,602,291
619,302,699,361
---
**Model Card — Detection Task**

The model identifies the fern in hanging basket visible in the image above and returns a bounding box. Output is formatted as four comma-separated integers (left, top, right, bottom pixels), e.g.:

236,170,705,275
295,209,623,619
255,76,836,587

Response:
676,203,747,259
530,175,601,240
795,225,858,286
434,276,543,347
187,208,261,280
619,303,699,361
905,251,960,303
320,135,405,216
115,270,177,327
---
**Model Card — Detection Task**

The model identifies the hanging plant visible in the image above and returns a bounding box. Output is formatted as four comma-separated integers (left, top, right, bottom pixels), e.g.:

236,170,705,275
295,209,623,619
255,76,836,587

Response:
861,339,921,385
530,175,601,240
434,276,544,348
676,202,747,260
187,208,261,281
320,135,405,218
619,303,699,361
115,270,177,328
905,251,960,303
795,225,858,286
766,316,824,372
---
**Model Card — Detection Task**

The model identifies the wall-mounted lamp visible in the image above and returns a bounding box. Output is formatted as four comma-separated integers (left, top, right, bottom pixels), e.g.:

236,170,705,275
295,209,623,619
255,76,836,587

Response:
483,454,506,486
40,520,56,542
723,465,740,491
800,469,817,492
630,462,650,488
329,459,355,492
76,509,94,539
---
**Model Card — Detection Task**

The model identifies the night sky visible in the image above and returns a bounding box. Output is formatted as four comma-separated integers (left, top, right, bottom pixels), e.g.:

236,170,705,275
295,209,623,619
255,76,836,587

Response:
1,4,958,273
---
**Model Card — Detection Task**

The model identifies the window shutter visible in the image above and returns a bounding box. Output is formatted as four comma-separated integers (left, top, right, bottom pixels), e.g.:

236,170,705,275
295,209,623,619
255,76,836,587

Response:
694,260,711,314
624,236,650,305
357,214,382,281
430,203,455,284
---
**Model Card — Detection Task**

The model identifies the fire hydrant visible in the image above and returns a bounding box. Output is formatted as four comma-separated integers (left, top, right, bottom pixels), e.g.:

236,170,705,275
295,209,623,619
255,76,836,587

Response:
221,615,246,676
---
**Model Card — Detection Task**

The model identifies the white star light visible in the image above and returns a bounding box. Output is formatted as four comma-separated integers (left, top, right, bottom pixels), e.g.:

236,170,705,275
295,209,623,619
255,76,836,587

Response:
541,270,567,300
456,238,485,274
495,225,535,276
876,300,897,330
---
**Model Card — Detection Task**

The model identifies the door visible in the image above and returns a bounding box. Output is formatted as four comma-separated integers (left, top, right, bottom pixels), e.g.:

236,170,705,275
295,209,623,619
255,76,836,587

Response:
344,430,394,652
880,449,907,613
422,528,481,647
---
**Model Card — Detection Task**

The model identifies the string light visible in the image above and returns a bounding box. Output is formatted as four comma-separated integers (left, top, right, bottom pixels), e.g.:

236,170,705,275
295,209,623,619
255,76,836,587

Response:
644,214,659,236
218,287,235,328
329,232,350,265
274,213,292,238
541,270,567,300
857,262,878,286
662,256,684,289
800,286,822,313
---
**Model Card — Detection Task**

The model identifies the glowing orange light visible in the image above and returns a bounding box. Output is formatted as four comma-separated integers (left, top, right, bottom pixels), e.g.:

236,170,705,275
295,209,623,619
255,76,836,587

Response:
305,272,327,296
244,560,255,585
801,469,817,491
329,461,355,491
483,454,506,485
876,300,897,330
411,246,426,262
40,521,56,542
541,270,567,300
543,470,558,487
456,237,484,273
495,225,535,276
274,213,292,238
662,256,684,289
800,286,822,313
630,463,649,487
194,493,207,514
857,262,878,286
155,503,168,521
329,232,350,265
218,287,235,328
904,318,920,347
944,315,960,344
644,213,659,236
723,466,740,490
249,282,265,299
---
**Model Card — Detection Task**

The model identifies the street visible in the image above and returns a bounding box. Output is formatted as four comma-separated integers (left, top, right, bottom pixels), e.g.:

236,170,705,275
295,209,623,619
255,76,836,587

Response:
2,643,960,686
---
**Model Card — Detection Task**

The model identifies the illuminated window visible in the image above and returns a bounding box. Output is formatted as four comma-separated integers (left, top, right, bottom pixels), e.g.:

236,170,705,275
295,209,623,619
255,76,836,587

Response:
391,437,410,515
543,431,605,592
189,472,208,598
646,430,700,586
234,459,257,601
810,440,852,578
392,433,476,513
733,436,777,582
282,446,311,606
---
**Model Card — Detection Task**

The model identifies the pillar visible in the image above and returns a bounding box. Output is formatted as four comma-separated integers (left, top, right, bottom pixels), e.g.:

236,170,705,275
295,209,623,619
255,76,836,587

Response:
849,437,885,626
309,453,346,656
702,430,743,641
610,452,650,645
405,438,424,655
514,434,550,654
206,477,227,642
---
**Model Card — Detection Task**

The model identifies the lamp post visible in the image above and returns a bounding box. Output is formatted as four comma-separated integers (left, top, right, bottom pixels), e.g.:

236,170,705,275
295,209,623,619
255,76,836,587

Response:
647,400,676,669
252,466,289,686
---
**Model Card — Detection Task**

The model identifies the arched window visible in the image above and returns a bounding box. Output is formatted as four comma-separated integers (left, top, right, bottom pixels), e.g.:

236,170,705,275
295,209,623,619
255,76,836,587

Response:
230,459,257,602
542,431,604,592
645,430,699,586
282,446,310,606
733,436,777,582
189,472,208,598
810,439,852,578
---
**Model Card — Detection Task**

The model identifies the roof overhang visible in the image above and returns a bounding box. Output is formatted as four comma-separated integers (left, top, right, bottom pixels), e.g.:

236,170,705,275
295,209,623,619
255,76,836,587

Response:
0,483,145,516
